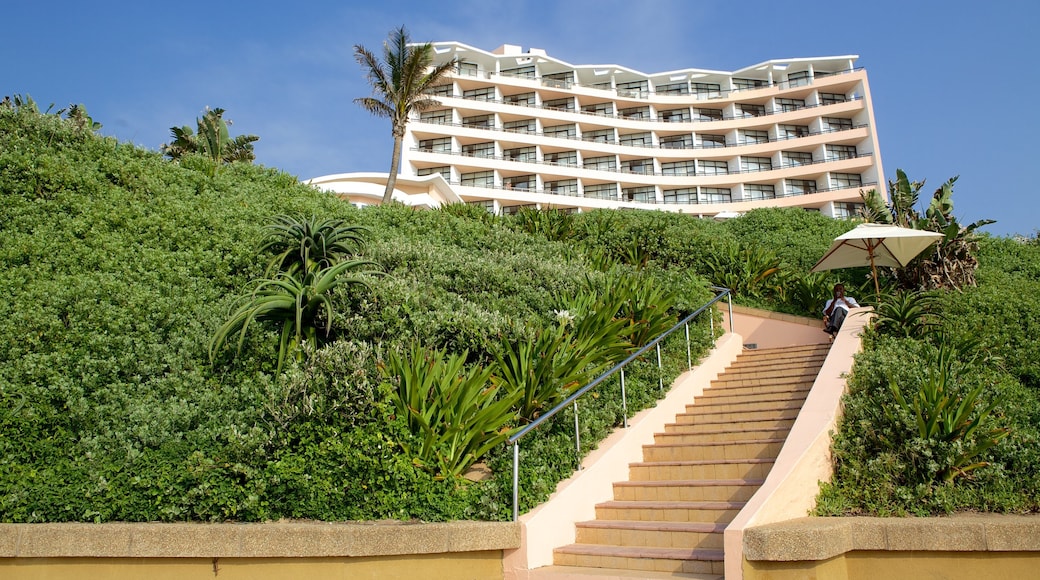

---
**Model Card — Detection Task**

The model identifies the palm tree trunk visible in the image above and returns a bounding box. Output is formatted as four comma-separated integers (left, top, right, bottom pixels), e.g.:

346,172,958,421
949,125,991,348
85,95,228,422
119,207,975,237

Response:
382,133,404,204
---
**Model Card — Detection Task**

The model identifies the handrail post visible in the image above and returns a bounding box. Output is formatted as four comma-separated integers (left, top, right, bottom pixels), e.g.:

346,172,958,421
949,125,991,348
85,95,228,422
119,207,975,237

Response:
656,343,664,392
684,321,692,369
573,401,581,461
512,442,519,521
727,292,734,333
620,369,628,429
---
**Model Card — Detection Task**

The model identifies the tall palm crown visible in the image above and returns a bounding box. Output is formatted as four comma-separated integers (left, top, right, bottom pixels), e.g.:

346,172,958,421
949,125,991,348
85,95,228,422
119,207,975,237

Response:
354,26,456,204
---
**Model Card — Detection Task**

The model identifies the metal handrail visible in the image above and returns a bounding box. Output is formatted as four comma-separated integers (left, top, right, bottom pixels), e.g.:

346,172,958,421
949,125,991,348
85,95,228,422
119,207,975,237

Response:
508,287,734,520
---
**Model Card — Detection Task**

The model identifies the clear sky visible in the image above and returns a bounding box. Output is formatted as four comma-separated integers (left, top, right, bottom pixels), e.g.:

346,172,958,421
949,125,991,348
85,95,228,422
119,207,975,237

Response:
5,0,1036,236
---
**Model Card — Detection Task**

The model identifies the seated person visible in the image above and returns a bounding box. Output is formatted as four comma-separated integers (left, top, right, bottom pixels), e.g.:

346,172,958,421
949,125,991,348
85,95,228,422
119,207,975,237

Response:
823,283,859,337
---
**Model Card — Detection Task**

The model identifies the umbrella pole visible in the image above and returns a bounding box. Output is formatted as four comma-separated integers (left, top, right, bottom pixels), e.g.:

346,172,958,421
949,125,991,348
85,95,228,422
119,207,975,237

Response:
869,246,880,299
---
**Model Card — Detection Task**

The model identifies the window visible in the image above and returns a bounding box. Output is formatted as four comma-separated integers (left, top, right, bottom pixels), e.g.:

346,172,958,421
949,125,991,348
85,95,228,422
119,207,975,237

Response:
741,129,769,145
660,134,693,149
543,150,577,165
820,92,848,105
619,132,652,147
543,123,576,139
500,65,535,78
834,201,865,219
737,103,766,118
503,119,535,133
583,183,618,200
619,106,650,120
589,81,612,91
581,102,614,116
542,71,574,88
826,144,857,160
418,137,451,153
786,179,818,196
624,186,656,203
782,151,813,167
581,128,615,143
462,86,495,101
692,108,723,122
503,146,536,162
744,184,776,200
501,204,537,215
733,78,767,90
462,114,494,129
460,171,493,187
787,70,811,87
661,160,695,176
697,134,727,148
461,141,495,157
617,80,649,98
502,174,535,189
542,97,575,111
699,160,729,175
622,159,654,174
830,173,863,189
467,199,495,213
663,188,697,204
823,117,854,132
457,62,478,77
426,84,453,97
419,109,452,124
700,187,732,203
544,179,578,195
417,166,450,178
503,92,535,106
776,98,805,112
692,82,721,98
779,124,810,140
656,81,689,95
742,156,773,172
583,155,617,171
660,108,692,123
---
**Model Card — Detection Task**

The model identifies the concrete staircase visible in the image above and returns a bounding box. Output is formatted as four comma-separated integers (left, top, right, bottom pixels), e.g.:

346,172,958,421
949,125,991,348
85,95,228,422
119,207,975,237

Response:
540,344,830,579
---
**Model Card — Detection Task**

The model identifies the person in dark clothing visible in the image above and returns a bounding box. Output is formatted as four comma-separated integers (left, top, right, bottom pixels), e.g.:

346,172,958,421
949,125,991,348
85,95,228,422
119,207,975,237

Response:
823,283,859,337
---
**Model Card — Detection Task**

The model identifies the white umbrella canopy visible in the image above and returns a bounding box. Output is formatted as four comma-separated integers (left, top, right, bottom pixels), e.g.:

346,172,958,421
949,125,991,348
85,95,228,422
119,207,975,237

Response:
811,223,944,295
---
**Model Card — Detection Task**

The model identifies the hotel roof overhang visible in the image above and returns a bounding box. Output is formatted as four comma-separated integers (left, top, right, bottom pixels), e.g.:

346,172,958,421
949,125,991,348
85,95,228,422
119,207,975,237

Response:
305,172,463,209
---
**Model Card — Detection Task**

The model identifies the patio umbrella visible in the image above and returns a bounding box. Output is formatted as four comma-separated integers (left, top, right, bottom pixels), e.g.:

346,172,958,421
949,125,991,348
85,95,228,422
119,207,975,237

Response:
811,223,944,296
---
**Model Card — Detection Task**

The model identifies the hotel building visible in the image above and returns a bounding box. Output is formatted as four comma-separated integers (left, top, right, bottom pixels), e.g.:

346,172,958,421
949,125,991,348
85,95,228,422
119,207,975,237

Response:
313,42,884,218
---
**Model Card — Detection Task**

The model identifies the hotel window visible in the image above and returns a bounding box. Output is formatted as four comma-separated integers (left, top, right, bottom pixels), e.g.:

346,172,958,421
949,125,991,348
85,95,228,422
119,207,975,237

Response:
660,134,693,149
733,77,767,91
617,80,649,97
544,179,578,195
462,86,495,101
742,156,773,172
503,146,536,162
699,160,729,176
820,92,848,105
582,128,615,143
461,141,495,157
502,204,537,215
744,184,776,200
786,179,818,196
741,129,769,145
583,155,617,171
830,173,863,189
826,144,857,161
782,151,813,167
500,65,535,78
460,171,494,187
700,187,732,203
823,117,853,132
692,108,723,122
622,158,654,174
737,103,766,118
542,97,575,111
503,119,536,133
543,123,576,138
619,132,652,147
418,137,451,153
619,106,651,120
419,109,452,125
503,92,535,106
779,124,810,140
834,201,866,219
656,81,689,95
663,188,697,204
467,199,496,213
661,160,695,176
692,83,722,98
624,186,656,202
583,183,619,200
697,134,727,148
462,114,494,129
589,81,613,91
660,108,692,122
426,84,453,97
776,98,805,112
457,61,478,77
542,71,574,88
787,70,811,87
582,102,614,116
417,166,451,178
502,174,535,189
543,150,577,165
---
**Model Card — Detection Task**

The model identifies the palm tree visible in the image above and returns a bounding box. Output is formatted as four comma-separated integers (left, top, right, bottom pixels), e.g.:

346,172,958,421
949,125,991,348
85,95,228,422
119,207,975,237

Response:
161,107,259,171
354,26,456,204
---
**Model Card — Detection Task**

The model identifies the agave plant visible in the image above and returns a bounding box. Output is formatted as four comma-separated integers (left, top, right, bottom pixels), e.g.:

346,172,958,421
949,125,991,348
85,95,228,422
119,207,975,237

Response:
259,215,369,276
872,290,941,338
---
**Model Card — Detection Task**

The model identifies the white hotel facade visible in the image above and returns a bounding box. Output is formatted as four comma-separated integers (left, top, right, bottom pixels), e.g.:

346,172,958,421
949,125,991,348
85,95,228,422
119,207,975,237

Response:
312,42,885,218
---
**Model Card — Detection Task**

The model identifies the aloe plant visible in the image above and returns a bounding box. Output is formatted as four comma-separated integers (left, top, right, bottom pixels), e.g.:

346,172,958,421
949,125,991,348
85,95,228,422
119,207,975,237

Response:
259,215,369,276
873,290,941,338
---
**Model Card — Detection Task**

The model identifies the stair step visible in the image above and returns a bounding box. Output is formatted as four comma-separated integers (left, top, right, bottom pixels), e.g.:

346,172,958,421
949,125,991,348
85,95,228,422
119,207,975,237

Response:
653,428,789,444
661,419,795,435
554,544,725,576
683,397,807,414
529,564,722,579
642,439,784,462
628,458,774,481
707,375,817,390
613,479,764,502
695,386,812,404
673,406,801,424
576,519,725,549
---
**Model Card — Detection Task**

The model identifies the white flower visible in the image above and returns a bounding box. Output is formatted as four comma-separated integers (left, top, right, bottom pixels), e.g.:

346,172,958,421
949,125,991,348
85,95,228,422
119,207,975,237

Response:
554,309,575,326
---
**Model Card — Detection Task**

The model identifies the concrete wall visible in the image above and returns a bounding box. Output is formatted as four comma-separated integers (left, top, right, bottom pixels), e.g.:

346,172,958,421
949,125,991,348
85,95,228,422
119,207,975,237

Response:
0,520,519,580
721,305,830,350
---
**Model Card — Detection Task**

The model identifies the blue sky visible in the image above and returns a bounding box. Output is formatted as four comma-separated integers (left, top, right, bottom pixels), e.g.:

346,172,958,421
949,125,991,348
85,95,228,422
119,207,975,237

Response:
5,1,1036,236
